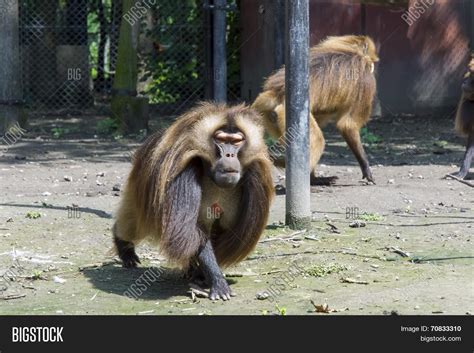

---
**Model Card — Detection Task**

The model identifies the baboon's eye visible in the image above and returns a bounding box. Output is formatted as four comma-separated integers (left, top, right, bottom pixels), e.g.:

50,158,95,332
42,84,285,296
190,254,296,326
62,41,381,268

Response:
214,131,245,146
230,133,245,146
214,131,227,144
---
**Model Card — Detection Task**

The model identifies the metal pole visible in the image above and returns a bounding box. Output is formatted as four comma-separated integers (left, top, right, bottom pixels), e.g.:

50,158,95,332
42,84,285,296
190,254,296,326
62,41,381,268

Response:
213,0,227,103
203,0,214,100
285,0,311,230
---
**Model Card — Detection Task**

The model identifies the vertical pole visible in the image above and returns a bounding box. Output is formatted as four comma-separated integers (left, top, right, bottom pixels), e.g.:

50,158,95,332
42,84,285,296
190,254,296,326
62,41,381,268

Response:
470,0,474,47
0,0,22,134
203,0,214,100
285,0,311,230
213,0,227,103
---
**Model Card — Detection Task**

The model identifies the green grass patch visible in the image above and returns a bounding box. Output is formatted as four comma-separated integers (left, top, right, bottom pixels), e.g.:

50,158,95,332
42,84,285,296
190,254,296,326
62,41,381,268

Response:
305,263,348,278
361,127,382,145
96,117,119,135
25,211,41,219
358,213,384,222
50,127,79,139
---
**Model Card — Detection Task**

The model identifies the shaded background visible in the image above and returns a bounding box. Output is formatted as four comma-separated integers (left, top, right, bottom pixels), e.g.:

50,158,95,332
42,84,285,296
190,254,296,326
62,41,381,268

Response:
241,0,472,116
7,0,474,117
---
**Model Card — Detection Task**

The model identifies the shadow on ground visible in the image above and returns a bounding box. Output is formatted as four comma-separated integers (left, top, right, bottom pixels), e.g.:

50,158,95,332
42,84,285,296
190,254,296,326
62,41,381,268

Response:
0,111,469,169
82,265,190,300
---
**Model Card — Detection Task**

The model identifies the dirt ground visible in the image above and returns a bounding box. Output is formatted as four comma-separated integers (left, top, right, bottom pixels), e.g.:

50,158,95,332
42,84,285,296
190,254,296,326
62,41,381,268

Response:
0,111,472,315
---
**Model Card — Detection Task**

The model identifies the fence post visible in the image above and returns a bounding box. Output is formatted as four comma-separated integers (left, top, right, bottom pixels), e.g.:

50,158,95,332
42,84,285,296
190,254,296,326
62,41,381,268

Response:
0,0,23,134
111,0,149,134
213,0,227,103
203,0,214,100
285,0,311,230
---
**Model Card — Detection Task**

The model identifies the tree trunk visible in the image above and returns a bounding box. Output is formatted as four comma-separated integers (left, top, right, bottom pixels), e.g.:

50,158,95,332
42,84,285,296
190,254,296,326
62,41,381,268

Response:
111,0,148,134
96,0,108,93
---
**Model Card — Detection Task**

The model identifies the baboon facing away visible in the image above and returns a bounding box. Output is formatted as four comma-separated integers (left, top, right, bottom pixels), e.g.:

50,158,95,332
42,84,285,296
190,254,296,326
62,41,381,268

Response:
253,35,379,184
113,103,274,300
452,56,474,179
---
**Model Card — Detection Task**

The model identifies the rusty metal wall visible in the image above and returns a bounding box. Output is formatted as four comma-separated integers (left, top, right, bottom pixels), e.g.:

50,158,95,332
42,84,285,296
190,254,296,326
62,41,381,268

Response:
240,0,472,115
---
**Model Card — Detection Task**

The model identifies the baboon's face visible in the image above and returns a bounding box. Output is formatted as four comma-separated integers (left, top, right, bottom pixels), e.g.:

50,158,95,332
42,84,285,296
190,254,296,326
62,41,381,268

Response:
211,128,245,188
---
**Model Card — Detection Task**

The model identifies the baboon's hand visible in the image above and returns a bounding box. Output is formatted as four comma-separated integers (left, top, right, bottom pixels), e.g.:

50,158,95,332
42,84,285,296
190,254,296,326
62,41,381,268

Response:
122,252,140,268
209,277,234,301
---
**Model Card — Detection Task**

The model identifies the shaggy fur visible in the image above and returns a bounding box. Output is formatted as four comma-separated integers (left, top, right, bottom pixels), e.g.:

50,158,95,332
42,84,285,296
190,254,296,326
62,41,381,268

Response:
252,35,379,182
113,102,274,268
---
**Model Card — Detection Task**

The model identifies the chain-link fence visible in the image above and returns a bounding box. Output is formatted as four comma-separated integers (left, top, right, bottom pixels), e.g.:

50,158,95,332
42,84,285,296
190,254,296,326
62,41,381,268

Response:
19,0,241,114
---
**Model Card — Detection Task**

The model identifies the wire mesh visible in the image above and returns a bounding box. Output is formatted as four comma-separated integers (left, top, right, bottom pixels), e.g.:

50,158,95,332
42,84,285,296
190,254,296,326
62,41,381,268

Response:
18,0,241,114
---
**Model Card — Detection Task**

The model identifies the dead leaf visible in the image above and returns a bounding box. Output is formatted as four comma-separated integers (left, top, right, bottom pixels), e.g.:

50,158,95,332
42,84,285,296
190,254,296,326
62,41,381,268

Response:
310,300,348,313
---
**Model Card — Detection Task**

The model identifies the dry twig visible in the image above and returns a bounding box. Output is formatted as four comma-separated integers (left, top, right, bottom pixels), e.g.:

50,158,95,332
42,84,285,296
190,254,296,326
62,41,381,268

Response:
340,277,369,285
259,230,307,243
1,293,26,300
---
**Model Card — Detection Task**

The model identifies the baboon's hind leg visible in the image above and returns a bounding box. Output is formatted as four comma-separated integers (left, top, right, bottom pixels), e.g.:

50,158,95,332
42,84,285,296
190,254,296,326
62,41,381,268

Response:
453,132,474,179
309,114,337,185
336,114,374,183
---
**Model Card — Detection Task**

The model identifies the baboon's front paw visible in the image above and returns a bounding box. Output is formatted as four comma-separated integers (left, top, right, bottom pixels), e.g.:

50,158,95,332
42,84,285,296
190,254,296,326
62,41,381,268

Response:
209,278,234,301
121,250,140,268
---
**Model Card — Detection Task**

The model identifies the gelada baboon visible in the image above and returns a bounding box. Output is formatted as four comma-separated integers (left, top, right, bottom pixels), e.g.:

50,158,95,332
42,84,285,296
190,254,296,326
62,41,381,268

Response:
252,35,379,183
452,56,474,179
113,103,274,300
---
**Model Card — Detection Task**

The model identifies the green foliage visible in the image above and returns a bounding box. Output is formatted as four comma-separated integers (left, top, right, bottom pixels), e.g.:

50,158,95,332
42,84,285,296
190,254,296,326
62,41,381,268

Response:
275,304,287,316
26,211,41,219
305,263,348,278
358,213,384,222
141,0,240,103
50,126,79,139
361,127,382,145
141,0,202,103
226,3,241,98
96,117,119,135
32,270,43,280
85,0,240,103
51,127,69,139
87,0,114,81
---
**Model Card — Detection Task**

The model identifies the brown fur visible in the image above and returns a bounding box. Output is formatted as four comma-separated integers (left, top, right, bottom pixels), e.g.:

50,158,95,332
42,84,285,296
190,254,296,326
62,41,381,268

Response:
113,102,274,269
455,56,474,136
252,35,379,182
451,56,474,179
